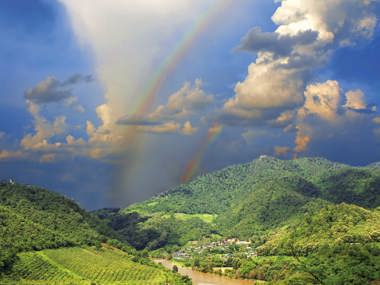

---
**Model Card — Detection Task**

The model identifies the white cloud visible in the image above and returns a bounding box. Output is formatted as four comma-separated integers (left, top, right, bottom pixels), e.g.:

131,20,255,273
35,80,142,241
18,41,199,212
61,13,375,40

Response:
274,110,295,126
223,0,377,123
150,79,214,120
274,146,290,156
25,75,90,112
60,0,212,128
181,121,197,135
293,80,376,154
299,80,340,122
21,101,67,150
0,150,23,160
344,89,368,111
224,55,304,115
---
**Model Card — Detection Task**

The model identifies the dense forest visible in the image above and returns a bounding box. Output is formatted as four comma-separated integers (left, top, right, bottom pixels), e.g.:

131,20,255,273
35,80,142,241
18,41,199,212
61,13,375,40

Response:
95,157,380,284
0,182,190,284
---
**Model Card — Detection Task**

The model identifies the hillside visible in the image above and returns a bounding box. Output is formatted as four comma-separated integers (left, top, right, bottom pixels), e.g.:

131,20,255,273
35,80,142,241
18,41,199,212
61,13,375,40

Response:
0,182,190,284
94,156,380,284
0,182,104,270
99,157,380,249
1,246,187,285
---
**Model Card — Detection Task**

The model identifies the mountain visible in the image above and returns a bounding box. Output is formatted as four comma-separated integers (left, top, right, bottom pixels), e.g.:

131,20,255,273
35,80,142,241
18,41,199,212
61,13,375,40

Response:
100,157,379,249
95,156,380,284
0,182,190,284
2,156,380,284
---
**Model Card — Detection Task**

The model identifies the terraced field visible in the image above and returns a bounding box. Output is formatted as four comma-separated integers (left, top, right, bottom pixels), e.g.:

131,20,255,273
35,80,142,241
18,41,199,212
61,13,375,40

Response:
1,247,183,285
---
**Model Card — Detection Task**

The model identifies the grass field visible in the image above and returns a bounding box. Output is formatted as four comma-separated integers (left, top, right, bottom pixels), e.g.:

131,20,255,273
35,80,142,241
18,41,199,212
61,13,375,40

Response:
1,246,184,285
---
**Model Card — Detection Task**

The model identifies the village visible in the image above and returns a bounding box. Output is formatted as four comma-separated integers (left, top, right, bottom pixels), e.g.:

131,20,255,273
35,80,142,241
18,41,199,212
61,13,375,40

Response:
172,237,257,262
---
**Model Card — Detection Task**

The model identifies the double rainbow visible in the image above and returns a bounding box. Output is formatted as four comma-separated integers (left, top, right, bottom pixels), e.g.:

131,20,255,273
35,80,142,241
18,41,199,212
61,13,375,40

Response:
122,1,231,186
130,0,232,117
181,123,223,183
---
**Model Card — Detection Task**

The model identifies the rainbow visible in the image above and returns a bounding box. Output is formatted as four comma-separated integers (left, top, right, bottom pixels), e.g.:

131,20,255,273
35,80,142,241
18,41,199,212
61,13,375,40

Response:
122,1,231,186
181,123,223,183
129,0,232,119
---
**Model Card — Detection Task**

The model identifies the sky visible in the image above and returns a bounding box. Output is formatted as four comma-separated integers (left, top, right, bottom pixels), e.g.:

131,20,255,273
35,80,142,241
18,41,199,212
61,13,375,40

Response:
1,0,380,209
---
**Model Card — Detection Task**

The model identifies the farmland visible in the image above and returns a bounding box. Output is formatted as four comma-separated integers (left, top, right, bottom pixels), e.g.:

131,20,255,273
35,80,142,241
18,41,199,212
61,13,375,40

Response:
1,246,187,285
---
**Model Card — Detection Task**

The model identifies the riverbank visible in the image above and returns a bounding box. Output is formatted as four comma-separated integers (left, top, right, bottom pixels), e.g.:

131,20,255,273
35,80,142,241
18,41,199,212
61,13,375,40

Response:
154,259,255,285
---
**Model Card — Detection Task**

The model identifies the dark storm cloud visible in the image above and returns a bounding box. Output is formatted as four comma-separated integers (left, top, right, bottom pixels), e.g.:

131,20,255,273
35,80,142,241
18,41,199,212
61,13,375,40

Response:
24,74,92,104
62,74,93,86
116,115,162,126
237,27,318,56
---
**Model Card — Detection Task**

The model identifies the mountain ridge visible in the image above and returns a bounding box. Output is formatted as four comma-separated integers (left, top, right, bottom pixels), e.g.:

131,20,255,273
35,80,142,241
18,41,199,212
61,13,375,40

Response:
94,156,380,251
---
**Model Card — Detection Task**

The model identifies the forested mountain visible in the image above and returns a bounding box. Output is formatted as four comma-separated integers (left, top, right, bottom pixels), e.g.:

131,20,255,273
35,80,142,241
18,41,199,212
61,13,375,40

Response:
100,157,380,249
95,156,380,284
1,156,379,284
0,182,190,284
0,182,104,270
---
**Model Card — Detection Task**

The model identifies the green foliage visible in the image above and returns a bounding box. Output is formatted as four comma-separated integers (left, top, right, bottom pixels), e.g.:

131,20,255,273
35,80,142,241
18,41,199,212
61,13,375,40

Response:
318,168,380,208
93,209,217,250
114,156,380,249
0,182,183,284
1,246,189,284
297,243,380,285
108,156,380,284
257,203,380,256
0,183,106,271
2,156,380,284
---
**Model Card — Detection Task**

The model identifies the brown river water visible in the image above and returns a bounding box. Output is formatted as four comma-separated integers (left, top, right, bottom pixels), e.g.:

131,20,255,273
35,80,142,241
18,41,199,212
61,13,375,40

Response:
154,259,254,285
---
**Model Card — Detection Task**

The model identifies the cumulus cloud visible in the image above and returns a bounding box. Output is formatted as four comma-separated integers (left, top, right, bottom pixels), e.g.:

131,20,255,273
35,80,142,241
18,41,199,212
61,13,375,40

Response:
273,110,295,126
272,0,377,43
60,0,211,139
21,102,67,151
343,89,375,113
62,74,93,86
25,76,71,104
223,0,377,124
0,150,23,160
274,146,290,156
115,80,210,136
223,56,305,119
298,80,340,122
150,79,214,120
181,121,197,135
25,74,91,109
294,130,311,153
5,74,98,162
292,80,377,154
65,135,85,146
237,27,318,56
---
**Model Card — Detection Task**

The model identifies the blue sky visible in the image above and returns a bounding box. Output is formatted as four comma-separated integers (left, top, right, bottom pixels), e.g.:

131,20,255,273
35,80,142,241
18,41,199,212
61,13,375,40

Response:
0,0,380,209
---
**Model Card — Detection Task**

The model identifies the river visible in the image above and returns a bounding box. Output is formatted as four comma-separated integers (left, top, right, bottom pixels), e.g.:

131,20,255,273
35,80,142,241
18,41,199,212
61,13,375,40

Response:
154,259,253,285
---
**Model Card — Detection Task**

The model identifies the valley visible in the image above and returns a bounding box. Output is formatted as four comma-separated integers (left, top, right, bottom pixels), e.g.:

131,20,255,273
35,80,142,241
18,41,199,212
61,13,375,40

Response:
1,156,380,284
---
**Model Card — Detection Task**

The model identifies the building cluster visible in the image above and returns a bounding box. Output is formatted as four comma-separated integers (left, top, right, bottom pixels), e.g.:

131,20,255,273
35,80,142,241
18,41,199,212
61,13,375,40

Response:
173,238,257,261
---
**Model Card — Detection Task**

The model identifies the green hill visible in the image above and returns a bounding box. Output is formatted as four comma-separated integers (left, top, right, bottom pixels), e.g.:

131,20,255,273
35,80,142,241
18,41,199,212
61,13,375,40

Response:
94,157,380,284
0,182,104,270
0,182,190,284
2,246,186,285
101,157,379,249
2,156,380,284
